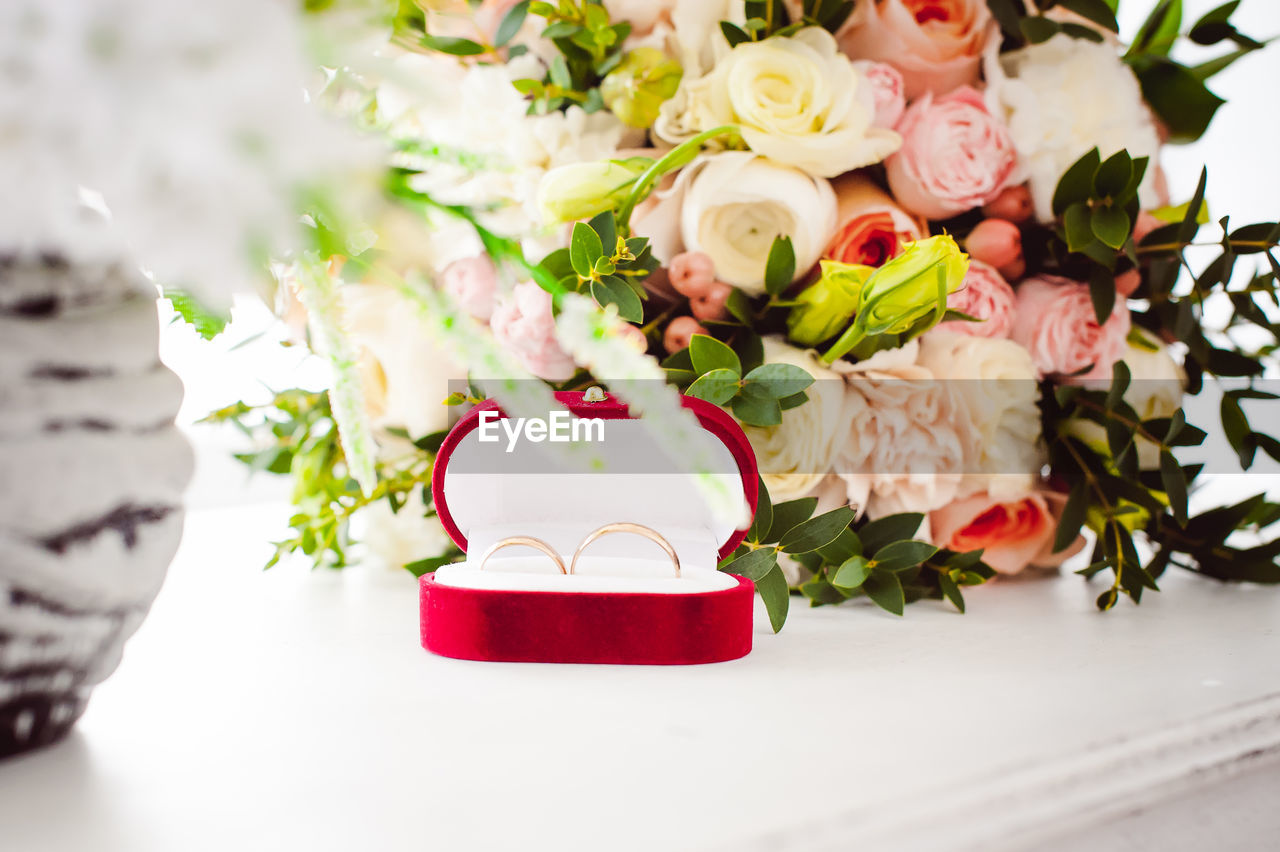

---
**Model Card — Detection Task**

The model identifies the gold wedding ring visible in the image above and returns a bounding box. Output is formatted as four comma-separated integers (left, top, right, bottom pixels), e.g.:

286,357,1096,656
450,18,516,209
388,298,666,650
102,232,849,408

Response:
570,522,681,578
477,536,567,574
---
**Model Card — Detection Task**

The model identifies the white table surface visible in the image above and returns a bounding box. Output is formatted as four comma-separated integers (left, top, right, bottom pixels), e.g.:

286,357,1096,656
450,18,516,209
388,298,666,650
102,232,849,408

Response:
2,501,1278,852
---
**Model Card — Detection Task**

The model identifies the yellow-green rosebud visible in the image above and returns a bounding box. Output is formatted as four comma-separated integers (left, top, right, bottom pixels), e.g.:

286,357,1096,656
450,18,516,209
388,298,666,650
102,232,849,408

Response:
787,260,873,346
536,157,653,225
856,234,968,334
600,48,683,129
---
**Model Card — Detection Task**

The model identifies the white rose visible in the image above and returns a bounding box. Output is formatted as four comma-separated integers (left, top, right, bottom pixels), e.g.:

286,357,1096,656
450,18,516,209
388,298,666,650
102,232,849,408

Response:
359,488,453,571
341,285,467,439
741,338,848,501
658,27,900,178
985,34,1161,221
680,152,837,294
833,341,980,517
917,331,1043,501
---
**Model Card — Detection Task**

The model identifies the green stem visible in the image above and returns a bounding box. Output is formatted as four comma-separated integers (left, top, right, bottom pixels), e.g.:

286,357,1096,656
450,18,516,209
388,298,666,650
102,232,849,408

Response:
615,125,739,232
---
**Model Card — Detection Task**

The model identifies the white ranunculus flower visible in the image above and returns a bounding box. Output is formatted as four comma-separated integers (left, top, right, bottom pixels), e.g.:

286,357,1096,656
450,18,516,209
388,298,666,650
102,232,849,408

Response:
833,341,980,517
680,152,837,294
658,27,900,178
359,488,453,571
741,338,848,501
341,285,467,439
917,331,1043,501
985,34,1161,221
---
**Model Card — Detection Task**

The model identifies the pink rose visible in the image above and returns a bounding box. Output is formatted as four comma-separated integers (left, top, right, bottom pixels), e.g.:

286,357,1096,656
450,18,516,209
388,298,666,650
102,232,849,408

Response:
490,282,578,381
934,260,1015,339
836,0,995,99
853,60,906,129
1012,276,1131,381
885,86,1017,220
931,489,1084,575
441,255,498,321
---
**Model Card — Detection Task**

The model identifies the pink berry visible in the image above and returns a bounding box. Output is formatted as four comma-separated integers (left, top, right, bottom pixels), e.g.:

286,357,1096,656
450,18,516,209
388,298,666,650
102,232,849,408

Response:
663,316,707,354
668,251,717,299
981,184,1034,223
966,219,1023,272
690,282,732,321
1115,269,1141,297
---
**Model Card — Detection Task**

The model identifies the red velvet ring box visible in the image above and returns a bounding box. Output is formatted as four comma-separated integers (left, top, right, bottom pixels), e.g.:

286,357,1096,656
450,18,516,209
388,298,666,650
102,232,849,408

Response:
420,391,759,665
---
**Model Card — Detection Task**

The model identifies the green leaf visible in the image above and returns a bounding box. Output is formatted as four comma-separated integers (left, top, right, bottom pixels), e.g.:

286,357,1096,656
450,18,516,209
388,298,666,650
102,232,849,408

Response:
816,528,862,564
493,0,530,46
1054,481,1087,553
764,236,796,296
1131,0,1182,56
731,382,782,427
1088,267,1117,325
588,210,616,255
862,571,905,615
722,546,777,581
404,555,458,577
986,0,1025,40
1053,148,1101,215
832,555,872,589
1130,57,1225,143
938,572,965,612
420,34,486,55
873,540,939,572
778,391,808,410
1064,202,1096,253
1093,151,1132,198
589,276,642,322
685,368,742,405
765,497,818,543
748,476,773,542
720,20,751,47
1160,451,1189,526
756,565,790,632
1020,15,1060,43
1096,588,1119,611
725,287,755,326
1091,205,1130,250
1058,0,1118,32
570,222,603,277
779,506,857,554
164,289,229,340
858,513,924,553
689,333,741,376
742,363,814,399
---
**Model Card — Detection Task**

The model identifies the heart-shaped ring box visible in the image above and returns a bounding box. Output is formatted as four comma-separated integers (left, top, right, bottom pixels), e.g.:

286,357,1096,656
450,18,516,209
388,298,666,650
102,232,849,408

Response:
420,391,759,665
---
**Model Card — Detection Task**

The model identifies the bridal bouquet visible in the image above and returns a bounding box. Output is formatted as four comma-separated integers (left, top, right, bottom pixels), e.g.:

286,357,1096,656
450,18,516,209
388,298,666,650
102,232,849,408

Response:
205,0,1280,628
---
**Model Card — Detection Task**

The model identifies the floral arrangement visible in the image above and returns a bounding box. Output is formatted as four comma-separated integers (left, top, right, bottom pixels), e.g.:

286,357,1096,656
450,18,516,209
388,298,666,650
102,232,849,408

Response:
205,0,1280,630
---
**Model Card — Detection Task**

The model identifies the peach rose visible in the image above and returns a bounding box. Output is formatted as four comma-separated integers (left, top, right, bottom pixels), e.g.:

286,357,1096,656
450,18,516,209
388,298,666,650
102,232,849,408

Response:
886,86,1017,220
835,0,995,99
931,489,1084,575
490,281,578,381
823,174,924,267
933,260,1015,339
1012,275,1131,381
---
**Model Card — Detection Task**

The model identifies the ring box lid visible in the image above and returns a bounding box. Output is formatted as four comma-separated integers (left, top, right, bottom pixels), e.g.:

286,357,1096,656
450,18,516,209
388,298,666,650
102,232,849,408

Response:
431,392,759,574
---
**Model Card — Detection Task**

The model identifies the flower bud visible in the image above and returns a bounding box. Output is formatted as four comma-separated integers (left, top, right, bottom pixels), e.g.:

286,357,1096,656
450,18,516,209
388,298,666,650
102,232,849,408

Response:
981,184,1033,222
965,219,1022,271
600,48,683,129
856,234,969,334
664,316,707,354
690,281,732,321
787,260,872,346
536,157,652,225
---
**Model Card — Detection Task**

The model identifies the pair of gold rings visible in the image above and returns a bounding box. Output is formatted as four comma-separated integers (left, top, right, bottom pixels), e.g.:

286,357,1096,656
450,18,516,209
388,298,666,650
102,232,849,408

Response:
476,522,681,578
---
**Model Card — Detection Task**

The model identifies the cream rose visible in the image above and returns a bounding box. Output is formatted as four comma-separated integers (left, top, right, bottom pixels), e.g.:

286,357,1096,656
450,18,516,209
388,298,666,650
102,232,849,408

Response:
834,341,980,517
657,27,900,178
341,285,467,439
741,338,849,501
680,152,837,294
986,34,1161,221
917,331,1042,500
